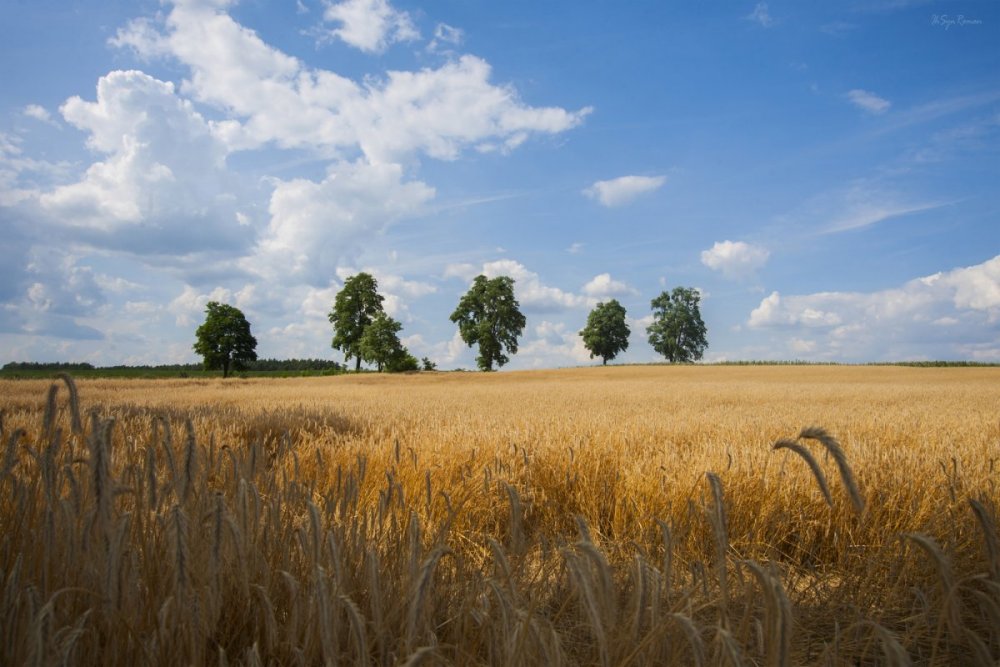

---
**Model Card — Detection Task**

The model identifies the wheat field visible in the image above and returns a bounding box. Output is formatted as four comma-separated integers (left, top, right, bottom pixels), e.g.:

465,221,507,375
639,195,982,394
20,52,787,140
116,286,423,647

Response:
1,365,998,665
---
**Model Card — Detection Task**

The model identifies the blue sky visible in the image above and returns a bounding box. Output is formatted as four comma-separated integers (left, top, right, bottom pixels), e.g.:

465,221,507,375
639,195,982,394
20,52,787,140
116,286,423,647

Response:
1,0,998,368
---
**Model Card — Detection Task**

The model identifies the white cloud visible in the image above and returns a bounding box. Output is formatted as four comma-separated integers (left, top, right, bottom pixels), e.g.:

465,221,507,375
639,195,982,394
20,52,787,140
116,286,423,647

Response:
168,285,227,327
700,240,770,279
251,160,434,284
23,104,56,125
566,242,584,255
482,259,587,312
518,320,592,367
847,89,891,114
581,273,635,299
583,174,666,207
748,255,1000,361
112,2,591,161
428,23,463,53
821,186,947,234
782,183,951,235
443,263,479,282
747,3,774,27
36,70,248,257
789,338,816,354
322,0,419,53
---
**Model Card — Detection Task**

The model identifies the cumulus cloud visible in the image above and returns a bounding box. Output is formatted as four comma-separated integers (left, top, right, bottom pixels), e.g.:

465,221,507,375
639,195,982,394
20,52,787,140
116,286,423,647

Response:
847,89,891,114
112,1,591,161
700,240,770,279
582,273,635,299
0,250,111,341
583,175,665,207
36,70,250,256
250,161,434,284
517,320,593,368
748,254,1000,360
321,0,419,53
481,259,587,312
2,0,595,366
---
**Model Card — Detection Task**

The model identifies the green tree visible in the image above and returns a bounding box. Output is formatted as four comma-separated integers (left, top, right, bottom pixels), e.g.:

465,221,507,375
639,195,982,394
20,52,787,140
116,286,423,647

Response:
329,272,385,372
192,301,258,378
359,312,406,372
646,287,708,363
421,357,437,371
386,351,420,373
450,275,526,371
580,299,630,365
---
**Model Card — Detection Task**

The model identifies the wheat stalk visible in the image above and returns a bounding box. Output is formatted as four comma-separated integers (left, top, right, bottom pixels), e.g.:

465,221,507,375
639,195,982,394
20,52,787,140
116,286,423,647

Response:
798,426,865,513
772,439,833,507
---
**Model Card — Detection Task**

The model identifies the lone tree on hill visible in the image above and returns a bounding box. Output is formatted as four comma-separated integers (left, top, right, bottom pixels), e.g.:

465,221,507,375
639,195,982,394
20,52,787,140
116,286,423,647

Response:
450,275,526,371
193,301,258,378
646,286,708,363
580,299,630,365
329,272,385,371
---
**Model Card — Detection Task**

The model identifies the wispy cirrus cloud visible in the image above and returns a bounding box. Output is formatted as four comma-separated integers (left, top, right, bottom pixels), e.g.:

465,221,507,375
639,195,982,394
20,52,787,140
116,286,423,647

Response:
780,183,954,236
847,88,891,114
746,3,774,28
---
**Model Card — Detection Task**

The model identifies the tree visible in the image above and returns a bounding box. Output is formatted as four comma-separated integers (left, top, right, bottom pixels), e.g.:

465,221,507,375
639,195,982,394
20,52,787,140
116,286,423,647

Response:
646,287,708,363
193,301,258,378
450,275,526,372
359,312,406,372
580,299,630,365
421,357,437,371
329,273,385,372
387,351,420,373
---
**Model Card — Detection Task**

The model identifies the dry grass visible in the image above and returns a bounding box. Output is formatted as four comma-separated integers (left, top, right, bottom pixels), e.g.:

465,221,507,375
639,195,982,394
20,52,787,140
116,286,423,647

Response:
1,365,999,665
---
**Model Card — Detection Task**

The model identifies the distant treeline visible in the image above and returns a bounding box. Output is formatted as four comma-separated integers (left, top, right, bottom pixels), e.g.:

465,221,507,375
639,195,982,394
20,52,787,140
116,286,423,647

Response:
2,358,345,373
2,361,98,371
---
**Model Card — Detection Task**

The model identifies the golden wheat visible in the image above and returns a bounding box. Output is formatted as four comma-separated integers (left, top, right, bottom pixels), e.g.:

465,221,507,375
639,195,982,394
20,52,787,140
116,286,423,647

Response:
0,365,998,664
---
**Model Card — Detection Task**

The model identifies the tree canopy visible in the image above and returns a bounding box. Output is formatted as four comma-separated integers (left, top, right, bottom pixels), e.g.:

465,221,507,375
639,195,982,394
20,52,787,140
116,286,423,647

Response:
580,299,630,365
359,312,409,372
450,275,526,371
192,301,258,378
646,287,708,363
329,272,385,372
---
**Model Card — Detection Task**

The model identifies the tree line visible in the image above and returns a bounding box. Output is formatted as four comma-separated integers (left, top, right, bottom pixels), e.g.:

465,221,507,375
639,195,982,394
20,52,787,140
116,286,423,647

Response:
193,273,707,375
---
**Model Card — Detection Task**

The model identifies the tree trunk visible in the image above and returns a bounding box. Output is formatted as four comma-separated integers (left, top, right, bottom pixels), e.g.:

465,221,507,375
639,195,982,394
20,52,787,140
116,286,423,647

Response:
223,359,230,378
355,356,361,373
603,357,607,366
